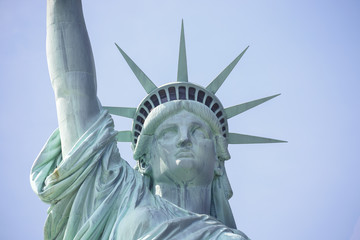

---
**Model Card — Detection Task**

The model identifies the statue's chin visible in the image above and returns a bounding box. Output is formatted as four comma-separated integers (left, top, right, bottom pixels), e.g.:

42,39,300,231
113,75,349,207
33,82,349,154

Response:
175,157,200,175
170,158,203,184
155,157,213,186
175,157,194,168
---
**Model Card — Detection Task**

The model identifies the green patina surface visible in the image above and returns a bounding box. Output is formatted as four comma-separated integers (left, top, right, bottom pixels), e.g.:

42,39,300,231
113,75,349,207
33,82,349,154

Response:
31,1,284,239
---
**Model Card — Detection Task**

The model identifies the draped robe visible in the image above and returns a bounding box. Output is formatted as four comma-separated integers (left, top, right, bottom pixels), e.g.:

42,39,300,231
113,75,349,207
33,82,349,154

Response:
31,111,249,240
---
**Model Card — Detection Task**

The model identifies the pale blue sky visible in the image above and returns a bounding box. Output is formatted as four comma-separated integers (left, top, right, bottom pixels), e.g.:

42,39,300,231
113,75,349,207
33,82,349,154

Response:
1,0,360,239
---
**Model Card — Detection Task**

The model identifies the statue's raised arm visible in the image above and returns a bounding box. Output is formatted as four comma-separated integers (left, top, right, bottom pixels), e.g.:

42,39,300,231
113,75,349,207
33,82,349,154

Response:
47,0,100,157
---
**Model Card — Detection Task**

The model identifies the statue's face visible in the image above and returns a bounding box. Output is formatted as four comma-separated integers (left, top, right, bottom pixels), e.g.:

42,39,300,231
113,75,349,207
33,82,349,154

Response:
149,110,217,186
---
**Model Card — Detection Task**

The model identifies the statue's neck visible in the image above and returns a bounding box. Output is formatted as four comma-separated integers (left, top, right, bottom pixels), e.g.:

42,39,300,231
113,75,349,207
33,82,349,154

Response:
152,182,212,214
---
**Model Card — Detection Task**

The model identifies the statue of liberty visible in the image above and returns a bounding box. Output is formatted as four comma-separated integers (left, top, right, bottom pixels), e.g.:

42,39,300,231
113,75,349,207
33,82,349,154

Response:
30,0,284,239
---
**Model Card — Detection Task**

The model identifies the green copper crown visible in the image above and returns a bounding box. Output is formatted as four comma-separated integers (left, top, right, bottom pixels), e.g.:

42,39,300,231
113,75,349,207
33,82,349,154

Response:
104,21,285,147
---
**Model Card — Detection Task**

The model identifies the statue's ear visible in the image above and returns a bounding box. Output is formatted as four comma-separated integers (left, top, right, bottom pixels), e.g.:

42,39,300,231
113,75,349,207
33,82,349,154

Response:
137,154,152,175
215,135,231,161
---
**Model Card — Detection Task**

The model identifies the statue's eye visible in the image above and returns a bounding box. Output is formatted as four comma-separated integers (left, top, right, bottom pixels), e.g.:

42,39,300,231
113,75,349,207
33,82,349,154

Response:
192,127,208,139
157,127,177,141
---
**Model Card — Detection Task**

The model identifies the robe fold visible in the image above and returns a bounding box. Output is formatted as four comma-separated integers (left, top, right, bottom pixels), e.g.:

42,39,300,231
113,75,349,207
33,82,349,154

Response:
31,111,249,240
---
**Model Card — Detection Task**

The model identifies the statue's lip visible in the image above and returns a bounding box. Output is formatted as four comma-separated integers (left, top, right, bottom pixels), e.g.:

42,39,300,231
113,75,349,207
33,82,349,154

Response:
176,150,193,158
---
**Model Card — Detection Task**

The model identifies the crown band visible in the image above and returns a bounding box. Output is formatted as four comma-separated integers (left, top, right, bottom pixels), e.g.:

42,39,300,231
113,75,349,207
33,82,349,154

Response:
132,82,228,146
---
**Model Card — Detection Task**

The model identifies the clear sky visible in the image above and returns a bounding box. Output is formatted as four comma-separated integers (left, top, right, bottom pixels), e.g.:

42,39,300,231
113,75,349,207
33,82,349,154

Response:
1,0,360,239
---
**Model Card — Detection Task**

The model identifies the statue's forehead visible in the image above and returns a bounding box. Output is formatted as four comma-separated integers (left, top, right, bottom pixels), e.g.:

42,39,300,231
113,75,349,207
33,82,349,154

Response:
155,110,210,131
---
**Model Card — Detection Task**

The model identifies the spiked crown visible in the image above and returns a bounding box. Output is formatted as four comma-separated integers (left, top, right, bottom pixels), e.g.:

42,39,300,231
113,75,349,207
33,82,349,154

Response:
104,21,285,150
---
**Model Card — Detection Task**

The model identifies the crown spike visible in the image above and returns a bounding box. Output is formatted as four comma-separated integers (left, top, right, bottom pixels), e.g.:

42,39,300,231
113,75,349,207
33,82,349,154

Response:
206,46,249,94
225,94,280,119
103,106,137,119
116,131,133,142
228,133,286,144
115,43,157,94
177,20,188,82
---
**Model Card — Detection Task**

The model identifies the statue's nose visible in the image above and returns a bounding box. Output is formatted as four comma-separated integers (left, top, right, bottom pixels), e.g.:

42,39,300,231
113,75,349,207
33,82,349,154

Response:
177,138,192,148
177,128,192,148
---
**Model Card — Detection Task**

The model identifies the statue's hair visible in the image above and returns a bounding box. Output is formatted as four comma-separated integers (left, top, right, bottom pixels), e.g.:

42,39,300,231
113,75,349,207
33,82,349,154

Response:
133,100,230,161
